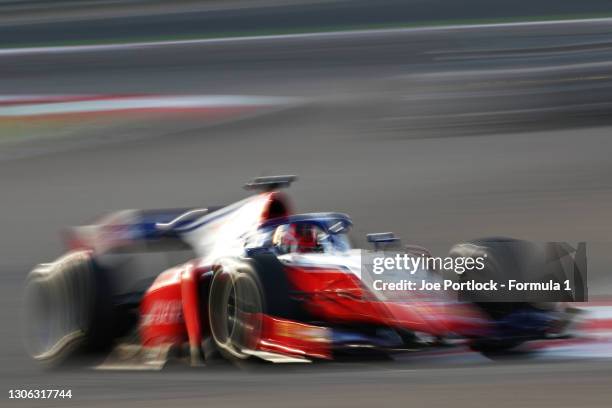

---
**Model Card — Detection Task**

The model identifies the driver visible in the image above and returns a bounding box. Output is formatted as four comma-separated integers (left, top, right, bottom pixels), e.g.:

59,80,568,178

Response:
272,223,322,254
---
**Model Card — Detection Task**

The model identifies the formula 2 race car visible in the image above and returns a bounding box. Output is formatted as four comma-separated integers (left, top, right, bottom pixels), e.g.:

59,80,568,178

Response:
24,176,579,368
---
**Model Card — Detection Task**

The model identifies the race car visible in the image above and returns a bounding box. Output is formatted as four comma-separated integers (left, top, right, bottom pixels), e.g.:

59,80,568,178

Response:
23,176,578,368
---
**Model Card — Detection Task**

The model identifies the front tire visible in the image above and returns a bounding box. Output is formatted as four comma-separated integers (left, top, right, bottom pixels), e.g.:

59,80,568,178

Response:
450,237,570,357
208,254,297,362
208,260,263,360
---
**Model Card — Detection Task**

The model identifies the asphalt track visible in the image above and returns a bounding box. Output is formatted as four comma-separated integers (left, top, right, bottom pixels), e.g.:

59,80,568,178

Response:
2,18,612,407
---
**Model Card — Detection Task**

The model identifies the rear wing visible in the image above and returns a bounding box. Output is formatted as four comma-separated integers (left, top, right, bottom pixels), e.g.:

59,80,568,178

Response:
65,208,215,254
65,175,296,255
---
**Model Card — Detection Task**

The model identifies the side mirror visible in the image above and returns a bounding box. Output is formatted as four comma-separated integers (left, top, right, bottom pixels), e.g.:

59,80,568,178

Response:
366,232,401,250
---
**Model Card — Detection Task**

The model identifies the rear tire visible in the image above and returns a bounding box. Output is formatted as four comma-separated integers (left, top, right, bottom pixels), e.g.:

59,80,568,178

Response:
23,251,114,367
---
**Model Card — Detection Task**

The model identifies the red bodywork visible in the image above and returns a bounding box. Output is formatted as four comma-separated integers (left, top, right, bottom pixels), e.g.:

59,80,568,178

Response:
139,262,489,361
139,261,336,358
137,190,489,361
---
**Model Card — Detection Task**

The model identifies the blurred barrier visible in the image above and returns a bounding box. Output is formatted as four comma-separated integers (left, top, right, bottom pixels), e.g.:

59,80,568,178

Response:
2,0,612,47
0,0,142,7
0,0,317,9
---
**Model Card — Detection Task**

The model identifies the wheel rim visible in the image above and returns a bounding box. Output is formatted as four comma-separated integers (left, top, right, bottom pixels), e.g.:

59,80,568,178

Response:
226,284,237,339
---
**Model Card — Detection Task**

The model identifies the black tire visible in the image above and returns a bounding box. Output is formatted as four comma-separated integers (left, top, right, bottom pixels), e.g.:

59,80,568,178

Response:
450,237,571,355
208,254,297,362
23,251,114,367
449,237,572,308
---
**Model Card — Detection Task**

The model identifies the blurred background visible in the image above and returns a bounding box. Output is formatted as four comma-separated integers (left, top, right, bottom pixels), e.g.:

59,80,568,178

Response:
1,0,612,407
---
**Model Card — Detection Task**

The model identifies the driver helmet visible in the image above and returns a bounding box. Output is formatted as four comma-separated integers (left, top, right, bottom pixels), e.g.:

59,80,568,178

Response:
272,223,321,253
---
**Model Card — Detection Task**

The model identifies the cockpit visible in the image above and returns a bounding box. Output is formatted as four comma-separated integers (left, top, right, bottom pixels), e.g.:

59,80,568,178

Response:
246,213,353,255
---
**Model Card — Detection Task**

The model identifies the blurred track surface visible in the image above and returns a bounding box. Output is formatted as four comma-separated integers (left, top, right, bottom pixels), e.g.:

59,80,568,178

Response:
1,18,612,408
2,0,612,46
